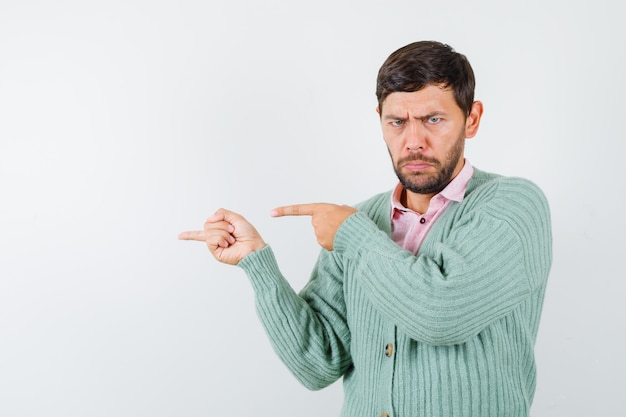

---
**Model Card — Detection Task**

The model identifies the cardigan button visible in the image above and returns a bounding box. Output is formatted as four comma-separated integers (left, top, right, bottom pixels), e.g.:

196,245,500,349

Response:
384,343,394,357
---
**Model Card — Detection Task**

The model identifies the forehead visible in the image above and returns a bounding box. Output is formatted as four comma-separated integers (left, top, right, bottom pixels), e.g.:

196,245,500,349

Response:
380,85,459,116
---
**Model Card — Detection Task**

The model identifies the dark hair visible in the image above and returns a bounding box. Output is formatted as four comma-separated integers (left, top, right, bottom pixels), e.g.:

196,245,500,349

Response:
376,41,475,115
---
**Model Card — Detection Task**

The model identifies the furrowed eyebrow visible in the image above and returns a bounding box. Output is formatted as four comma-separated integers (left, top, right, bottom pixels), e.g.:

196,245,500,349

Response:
382,113,406,121
417,111,446,120
383,111,446,121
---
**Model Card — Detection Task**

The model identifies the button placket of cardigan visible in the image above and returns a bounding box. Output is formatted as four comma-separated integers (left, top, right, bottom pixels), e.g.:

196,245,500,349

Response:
379,325,397,417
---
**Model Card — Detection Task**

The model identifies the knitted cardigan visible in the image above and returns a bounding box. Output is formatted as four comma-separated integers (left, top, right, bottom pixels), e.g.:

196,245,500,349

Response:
238,168,552,417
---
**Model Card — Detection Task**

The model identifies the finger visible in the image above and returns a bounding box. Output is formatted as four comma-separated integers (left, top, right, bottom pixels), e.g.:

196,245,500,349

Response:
204,219,234,234
213,232,236,248
216,208,249,226
206,208,240,224
202,226,235,246
178,230,206,241
179,228,235,247
205,212,226,224
270,203,320,217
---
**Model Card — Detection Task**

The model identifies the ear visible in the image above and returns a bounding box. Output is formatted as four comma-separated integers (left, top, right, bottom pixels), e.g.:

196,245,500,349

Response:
375,106,381,117
465,101,483,138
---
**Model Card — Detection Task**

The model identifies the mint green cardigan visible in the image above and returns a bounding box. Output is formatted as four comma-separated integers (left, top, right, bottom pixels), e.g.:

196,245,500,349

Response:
239,168,552,417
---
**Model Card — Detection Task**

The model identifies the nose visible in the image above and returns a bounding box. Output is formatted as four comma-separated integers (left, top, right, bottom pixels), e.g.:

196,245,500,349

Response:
405,121,427,151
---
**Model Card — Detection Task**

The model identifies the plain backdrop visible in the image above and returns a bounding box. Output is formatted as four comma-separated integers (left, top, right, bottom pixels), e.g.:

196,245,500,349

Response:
1,0,624,416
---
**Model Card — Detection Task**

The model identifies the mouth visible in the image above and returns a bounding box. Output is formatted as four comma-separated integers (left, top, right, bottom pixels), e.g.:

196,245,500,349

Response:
401,160,435,172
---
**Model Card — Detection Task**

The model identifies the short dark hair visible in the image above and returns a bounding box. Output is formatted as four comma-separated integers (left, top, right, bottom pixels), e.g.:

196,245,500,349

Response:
376,41,476,116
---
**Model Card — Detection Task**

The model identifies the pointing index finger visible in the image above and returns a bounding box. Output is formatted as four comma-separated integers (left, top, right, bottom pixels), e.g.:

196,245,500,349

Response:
270,203,319,217
178,230,205,241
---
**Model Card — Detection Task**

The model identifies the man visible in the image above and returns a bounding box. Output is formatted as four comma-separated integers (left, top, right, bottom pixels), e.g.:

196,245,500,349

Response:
179,41,552,417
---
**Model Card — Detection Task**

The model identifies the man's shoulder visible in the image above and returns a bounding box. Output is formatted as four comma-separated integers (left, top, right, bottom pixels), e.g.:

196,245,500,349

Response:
467,168,550,213
470,167,543,191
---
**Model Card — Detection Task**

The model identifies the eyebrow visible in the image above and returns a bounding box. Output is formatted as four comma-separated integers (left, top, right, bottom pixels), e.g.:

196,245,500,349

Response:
383,111,446,121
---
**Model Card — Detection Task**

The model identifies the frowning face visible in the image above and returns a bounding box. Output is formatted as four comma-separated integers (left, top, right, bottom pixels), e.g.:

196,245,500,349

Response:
378,84,482,202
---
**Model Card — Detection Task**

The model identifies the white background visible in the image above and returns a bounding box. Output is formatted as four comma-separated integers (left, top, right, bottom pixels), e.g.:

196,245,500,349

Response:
1,0,624,416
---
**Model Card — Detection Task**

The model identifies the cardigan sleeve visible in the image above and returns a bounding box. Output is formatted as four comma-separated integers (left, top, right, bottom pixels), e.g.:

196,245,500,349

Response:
333,177,552,346
237,244,352,390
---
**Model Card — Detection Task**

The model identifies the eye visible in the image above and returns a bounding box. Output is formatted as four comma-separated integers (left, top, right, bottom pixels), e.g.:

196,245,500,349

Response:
427,116,441,124
391,120,405,127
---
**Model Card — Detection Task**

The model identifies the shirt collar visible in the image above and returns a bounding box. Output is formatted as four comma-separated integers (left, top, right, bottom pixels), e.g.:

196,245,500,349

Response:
391,159,474,212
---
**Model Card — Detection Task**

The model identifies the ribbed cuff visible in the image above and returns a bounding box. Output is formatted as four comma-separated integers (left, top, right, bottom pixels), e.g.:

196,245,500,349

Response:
237,245,286,293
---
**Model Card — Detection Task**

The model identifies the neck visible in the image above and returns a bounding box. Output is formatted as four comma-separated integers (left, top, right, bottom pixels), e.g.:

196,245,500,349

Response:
402,189,435,214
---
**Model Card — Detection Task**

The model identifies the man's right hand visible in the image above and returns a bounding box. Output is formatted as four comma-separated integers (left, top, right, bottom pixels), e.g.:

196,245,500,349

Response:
178,208,266,265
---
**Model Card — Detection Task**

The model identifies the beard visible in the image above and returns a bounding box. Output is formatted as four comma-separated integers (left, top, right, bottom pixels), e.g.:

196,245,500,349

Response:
392,135,465,195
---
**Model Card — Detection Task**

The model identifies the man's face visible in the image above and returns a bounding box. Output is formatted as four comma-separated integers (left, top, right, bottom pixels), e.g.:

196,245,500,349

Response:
378,85,480,197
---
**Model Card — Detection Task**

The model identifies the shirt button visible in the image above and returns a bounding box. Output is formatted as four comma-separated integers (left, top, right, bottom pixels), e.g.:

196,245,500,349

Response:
385,343,394,357
381,413,390,417
419,217,426,224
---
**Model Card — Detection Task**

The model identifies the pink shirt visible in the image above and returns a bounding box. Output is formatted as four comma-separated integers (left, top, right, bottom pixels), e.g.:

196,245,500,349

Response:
391,160,474,254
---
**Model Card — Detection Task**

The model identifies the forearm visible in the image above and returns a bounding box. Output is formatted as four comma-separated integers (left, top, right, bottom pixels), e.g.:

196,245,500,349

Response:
238,245,351,390
334,210,541,345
